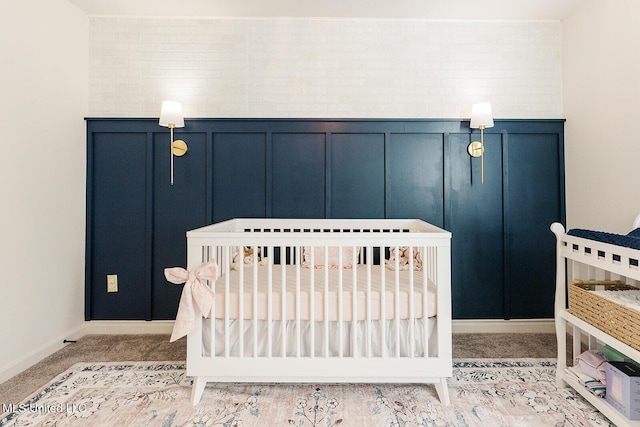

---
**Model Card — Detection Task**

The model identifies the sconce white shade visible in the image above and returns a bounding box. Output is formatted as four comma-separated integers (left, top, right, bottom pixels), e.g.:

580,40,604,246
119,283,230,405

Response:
470,102,494,129
159,101,184,128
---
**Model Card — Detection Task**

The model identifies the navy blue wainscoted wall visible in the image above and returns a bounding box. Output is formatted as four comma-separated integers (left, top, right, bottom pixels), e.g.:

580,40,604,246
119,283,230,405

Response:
85,118,565,321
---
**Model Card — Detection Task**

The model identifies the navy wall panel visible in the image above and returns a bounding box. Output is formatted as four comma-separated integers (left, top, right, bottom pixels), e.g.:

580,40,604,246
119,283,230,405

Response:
447,132,505,319
272,133,326,218
212,133,266,222
85,118,565,321
504,132,563,319
152,132,209,319
386,133,444,227
89,132,149,319
330,133,385,219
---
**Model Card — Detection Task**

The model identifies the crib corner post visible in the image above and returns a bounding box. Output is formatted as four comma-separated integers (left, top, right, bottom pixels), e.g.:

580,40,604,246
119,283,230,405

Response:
436,243,453,359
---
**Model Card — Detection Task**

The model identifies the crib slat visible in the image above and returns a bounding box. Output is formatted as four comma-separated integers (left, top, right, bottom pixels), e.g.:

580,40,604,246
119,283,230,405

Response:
296,246,302,358
281,246,287,358
238,246,244,358
423,246,429,358
380,251,386,358
224,246,231,358
253,245,258,358
338,246,344,358
309,247,315,358
324,245,329,358
349,247,363,357
351,246,358,358
211,246,219,359
366,246,372,358
267,246,273,358
409,245,415,358
395,246,401,358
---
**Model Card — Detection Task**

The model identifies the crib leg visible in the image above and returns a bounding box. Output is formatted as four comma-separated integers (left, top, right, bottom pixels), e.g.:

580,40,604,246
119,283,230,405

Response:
190,377,207,406
434,378,450,406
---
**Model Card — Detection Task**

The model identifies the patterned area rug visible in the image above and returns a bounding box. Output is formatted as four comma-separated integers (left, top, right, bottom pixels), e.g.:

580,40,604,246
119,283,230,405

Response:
0,359,612,426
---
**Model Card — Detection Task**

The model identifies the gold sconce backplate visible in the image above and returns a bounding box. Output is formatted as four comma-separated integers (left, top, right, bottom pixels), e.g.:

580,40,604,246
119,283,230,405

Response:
172,139,188,156
467,141,484,158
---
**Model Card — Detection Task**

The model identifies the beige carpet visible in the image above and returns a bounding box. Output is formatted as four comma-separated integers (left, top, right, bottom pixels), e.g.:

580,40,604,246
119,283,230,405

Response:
1,358,611,426
0,333,557,408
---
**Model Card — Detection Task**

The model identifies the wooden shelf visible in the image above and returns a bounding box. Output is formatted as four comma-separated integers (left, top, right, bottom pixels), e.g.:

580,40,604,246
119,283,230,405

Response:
558,311,640,427
559,368,640,427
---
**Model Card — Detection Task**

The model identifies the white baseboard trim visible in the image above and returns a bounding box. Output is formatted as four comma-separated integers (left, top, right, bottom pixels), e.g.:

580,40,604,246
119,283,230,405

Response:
80,320,175,335
0,323,86,385
82,320,555,336
83,320,555,335
452,319,555,334
0,321,174,385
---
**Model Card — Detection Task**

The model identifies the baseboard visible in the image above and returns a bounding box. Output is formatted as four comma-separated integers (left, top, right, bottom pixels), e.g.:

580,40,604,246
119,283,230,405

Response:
87,320,555,335
0,323,86,385
80,320,175,335
0,321,174,385
84,320,555,335
452,319,555,334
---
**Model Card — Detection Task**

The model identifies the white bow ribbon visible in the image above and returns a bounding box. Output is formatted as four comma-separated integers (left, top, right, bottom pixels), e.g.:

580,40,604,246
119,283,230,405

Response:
164,260,218,342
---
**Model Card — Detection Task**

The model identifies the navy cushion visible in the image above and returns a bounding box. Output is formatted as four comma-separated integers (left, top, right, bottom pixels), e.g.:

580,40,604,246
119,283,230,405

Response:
567,228,640,250
627,228,640,238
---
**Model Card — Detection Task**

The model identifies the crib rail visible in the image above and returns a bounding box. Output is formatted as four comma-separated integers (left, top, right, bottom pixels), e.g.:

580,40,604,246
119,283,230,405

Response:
184,218,451,405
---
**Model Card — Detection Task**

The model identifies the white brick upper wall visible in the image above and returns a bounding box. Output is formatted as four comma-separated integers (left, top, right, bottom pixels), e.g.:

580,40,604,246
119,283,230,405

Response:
89,17,562,119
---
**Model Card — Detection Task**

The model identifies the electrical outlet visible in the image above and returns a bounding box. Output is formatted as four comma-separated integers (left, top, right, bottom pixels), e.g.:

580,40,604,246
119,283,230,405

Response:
107,274,118,292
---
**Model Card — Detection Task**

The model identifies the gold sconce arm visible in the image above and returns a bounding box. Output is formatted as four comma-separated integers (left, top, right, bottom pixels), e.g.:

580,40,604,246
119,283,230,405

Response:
168,124,188,185
468,102,493,185
159,101,187,186
467,125,486,184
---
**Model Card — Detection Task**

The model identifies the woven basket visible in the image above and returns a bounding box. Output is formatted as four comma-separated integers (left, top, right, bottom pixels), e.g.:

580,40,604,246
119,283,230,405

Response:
568,279,640,351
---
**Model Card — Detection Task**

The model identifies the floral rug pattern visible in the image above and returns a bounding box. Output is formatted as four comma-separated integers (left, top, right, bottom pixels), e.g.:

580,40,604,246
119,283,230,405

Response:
0,359,612,426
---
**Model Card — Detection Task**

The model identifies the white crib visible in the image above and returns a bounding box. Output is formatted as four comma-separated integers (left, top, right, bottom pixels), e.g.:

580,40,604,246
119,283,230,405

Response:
183,218,452,406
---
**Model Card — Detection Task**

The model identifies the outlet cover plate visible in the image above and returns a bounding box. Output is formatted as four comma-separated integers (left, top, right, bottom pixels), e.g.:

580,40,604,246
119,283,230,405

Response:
107,274,118,292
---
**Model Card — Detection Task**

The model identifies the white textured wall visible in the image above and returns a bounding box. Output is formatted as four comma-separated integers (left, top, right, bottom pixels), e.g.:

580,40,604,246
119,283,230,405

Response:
563,0,640,232
0,0,88,379
89,18,562,119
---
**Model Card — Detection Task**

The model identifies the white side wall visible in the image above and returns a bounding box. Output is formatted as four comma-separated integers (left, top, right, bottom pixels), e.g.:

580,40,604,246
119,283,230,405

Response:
89,18,563,119
563,0,640,232
0,0,88,381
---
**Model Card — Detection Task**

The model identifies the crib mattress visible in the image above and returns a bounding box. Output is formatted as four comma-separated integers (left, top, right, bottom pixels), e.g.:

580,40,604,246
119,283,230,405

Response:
212,264,436,321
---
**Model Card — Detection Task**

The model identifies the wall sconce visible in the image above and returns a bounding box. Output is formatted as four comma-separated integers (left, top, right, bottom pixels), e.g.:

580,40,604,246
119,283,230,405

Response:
159,101,188,185
468,102,494,184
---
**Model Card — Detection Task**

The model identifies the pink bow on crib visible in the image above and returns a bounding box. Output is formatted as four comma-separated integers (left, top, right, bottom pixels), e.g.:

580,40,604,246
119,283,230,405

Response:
164,260,219,342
